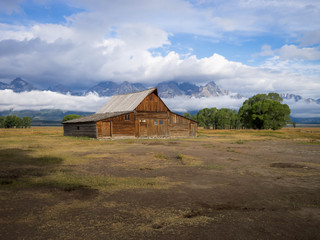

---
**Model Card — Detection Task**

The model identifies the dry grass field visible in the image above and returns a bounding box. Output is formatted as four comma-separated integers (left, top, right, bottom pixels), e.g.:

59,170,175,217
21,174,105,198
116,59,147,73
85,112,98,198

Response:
0,127,320,239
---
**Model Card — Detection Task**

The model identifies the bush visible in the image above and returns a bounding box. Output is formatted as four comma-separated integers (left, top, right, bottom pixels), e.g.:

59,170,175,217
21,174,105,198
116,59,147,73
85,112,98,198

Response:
239,93,291,130
62,114,81,122
0,115,32,128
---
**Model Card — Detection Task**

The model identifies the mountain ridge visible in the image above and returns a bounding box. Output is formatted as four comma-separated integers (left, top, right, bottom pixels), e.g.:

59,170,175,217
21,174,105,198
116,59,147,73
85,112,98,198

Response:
1,78,319,104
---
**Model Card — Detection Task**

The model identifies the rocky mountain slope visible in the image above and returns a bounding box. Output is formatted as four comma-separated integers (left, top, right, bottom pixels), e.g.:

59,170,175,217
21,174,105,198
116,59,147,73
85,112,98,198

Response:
0,78,37,92
280,93,320,104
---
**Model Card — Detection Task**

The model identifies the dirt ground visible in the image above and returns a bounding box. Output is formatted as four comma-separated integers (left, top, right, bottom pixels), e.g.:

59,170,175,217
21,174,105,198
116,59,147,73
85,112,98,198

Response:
0,127,320,239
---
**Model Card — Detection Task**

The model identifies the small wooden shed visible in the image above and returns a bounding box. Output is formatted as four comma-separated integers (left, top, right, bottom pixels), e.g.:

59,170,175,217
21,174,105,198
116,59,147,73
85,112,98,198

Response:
62,87,198,139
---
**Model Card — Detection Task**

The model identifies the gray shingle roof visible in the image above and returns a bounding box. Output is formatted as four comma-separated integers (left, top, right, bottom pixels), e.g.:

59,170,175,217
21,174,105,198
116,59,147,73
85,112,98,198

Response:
96,87,157,113
62,112,131,124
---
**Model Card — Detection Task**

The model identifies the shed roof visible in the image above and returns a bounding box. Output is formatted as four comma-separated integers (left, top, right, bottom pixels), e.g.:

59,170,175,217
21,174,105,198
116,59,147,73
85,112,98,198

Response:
62,111,131,124
96,87,157,113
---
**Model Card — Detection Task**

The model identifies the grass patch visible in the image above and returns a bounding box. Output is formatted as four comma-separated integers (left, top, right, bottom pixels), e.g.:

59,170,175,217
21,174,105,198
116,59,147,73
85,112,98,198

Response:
0,149,63,167
233,140,245,144
176,153,184,160
176,153,203,166
299,139,320,145
154,153,169,160
29,172,176,192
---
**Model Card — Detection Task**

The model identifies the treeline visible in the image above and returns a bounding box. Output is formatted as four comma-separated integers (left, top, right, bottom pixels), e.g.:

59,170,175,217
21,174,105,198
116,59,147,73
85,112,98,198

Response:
0,115,32,128
187,108,240,129
186,93,291,130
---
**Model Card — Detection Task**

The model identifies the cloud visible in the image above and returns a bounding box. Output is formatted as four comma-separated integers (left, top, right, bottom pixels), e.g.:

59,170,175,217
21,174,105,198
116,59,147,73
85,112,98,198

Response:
0,90,110,112
163,95,246,113
298,29,320,47
0,31,319,98
65,0,320,37
0,0,24,14
279,45,320,61
0,89,246,113
1,90,318,118
284,99,320,118
0,0,319,101
259,44,320,61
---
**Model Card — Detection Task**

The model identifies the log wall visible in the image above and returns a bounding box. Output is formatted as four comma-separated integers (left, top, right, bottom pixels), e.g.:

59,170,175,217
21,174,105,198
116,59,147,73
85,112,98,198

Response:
63,123,97,138
168,113,197,137
96,112,135,138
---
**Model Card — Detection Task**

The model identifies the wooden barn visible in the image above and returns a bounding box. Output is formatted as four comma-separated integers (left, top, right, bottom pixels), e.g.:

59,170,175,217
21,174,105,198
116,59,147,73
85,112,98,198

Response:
62,87,198,139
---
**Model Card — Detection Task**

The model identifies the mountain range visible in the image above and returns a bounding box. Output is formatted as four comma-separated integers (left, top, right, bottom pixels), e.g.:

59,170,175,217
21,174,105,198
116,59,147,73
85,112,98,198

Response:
1,77,319,104
0,77,241,99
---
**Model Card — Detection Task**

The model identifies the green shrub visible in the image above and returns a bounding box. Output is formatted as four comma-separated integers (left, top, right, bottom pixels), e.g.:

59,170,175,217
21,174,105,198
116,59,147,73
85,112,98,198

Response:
62,114,81,122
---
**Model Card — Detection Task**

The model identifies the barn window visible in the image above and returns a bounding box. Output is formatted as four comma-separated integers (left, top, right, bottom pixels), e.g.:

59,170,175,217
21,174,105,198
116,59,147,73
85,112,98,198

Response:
159,120,163,125
154,120,158,125
77,126,80,130
125,114,130,121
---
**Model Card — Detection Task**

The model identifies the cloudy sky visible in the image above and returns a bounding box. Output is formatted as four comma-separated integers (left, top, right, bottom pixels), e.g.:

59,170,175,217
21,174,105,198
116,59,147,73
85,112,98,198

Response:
0,0,319,116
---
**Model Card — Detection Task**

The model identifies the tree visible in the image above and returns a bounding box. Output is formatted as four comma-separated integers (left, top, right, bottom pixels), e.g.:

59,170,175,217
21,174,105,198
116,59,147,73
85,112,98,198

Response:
214,108,240,129
62,114,81,122
193,108,218,129
239,93,291,130
4,115,20,128
0,116,5,128
22,117,32,128
183,112,191,119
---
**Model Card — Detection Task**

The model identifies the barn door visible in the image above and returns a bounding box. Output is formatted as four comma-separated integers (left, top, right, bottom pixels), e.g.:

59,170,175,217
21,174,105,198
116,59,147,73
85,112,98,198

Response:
190,123,197,137
139,120,147,137
101,122,111,137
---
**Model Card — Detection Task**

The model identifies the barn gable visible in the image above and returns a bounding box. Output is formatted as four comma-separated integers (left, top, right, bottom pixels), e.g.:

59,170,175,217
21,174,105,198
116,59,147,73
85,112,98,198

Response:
135,92,169,112
97,88,157,113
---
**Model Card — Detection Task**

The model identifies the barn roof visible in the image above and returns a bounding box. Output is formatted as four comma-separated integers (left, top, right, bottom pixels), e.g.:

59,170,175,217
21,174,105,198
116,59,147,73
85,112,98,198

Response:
62,111,131,124
96,87,157,113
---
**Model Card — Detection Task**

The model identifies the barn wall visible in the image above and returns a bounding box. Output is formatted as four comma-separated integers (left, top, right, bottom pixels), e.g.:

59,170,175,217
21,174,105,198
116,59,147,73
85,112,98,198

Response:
135,112,168,138
108,112,135,137
63,123,97,138
168,113,197,137
135,93,168,112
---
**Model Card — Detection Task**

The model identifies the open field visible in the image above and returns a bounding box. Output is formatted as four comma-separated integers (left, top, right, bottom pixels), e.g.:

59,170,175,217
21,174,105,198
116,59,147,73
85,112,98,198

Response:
1,127,320,240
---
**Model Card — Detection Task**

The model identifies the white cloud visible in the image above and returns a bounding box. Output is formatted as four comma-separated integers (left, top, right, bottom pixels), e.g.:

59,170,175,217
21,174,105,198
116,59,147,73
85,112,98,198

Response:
259,44,320,61
1,90,318,118
278,45,320,61
0,90,110,112
163,95,246,112
284,99,320,118
0,23,33,41
298,29,320,47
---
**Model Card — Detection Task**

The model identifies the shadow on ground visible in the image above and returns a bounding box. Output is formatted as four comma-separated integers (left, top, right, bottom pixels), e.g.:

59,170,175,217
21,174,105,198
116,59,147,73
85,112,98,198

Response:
0,148,96,195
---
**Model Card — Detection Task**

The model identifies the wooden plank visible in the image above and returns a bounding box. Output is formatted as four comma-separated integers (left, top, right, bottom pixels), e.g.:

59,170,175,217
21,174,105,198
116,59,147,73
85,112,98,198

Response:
136,93,168,112
63,123,97,138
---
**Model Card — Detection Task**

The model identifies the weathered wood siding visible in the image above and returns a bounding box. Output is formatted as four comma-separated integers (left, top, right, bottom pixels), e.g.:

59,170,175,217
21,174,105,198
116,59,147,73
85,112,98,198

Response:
96,112,135,138
136,93,168,112
168,113,197,137
135,111,169,138
96,121,111,138
135,118,169,138
63,123,97,138
190,123,198,137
